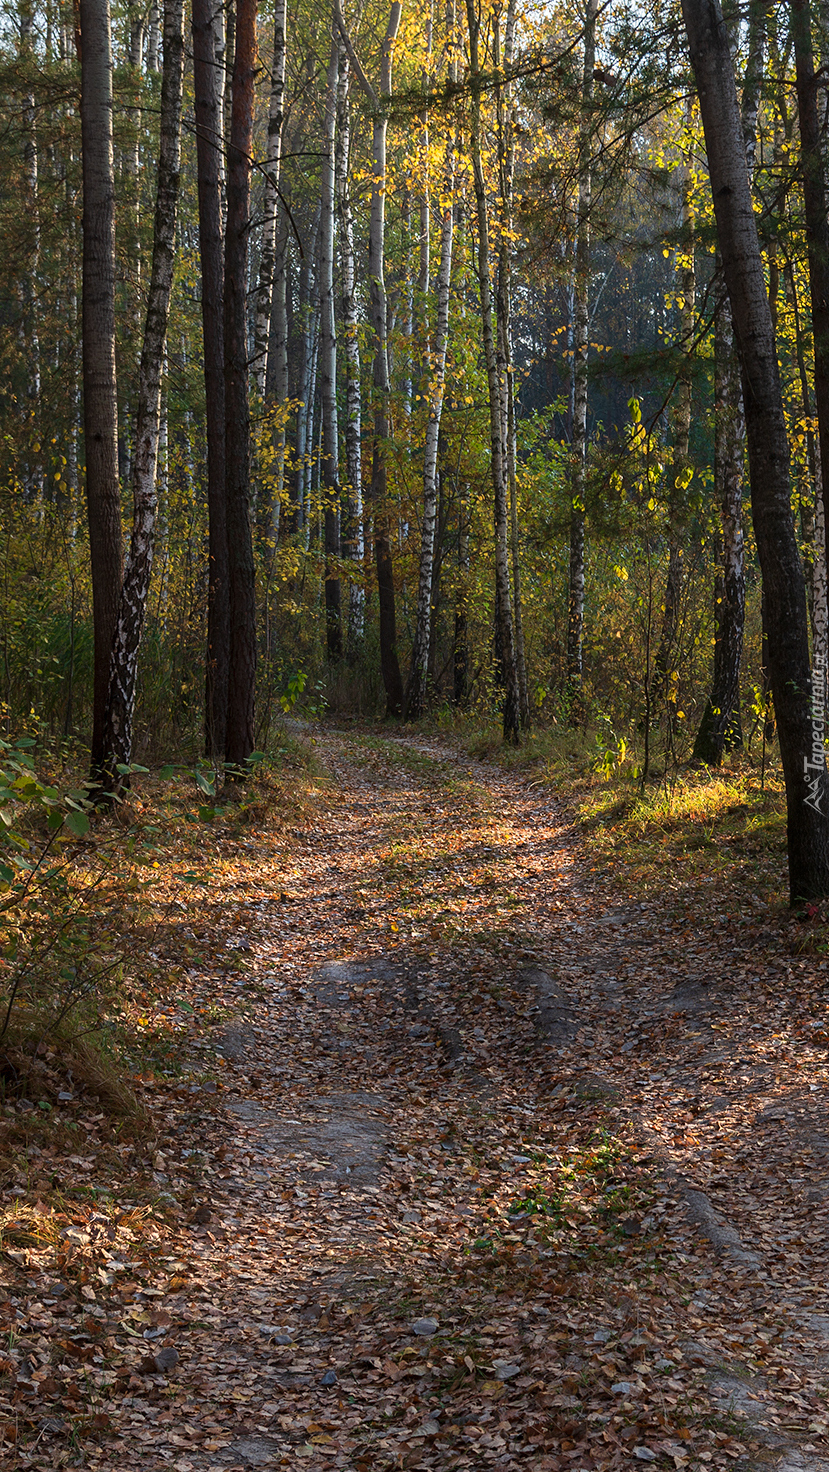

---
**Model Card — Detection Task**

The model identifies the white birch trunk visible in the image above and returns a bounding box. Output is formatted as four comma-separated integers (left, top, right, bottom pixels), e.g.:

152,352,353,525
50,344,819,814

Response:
252,0,287,400
335,43,364,647
465,0,519,741
567,0,597,694
320,22,342,656
406,2,455,718
101,0,184,773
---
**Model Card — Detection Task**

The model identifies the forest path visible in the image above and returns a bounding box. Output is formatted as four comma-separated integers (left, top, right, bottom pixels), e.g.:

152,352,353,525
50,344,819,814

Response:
89,728,829,1470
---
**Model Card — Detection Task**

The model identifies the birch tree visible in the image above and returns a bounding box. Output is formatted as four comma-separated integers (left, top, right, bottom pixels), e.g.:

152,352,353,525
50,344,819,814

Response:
81,0,122,780
466,0,520,742
406,0,457,718
252,0,288,402
337,0,405,715
100,0,185,779
566,0,597,712
319,21,342,659
335,41,365,651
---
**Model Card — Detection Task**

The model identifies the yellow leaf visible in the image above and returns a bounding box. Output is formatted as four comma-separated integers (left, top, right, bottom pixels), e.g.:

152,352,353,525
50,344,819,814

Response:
480,1379,506,1398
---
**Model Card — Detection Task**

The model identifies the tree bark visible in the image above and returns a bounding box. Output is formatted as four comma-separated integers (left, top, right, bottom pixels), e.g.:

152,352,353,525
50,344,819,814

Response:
252,0,287,401
81,0,122,779
406,4,456,720
567,0,597,711
693,2,761,765
683,0,829,900
496,0,529,730
320,21,342,660
100,0,185,778
335,43,365,654
337,0,405,715
693,279,745,763
224,0,258,768
791,0,829,586
465,0,519,742
653,96,695,738
19,0,41,504
193,0,229,761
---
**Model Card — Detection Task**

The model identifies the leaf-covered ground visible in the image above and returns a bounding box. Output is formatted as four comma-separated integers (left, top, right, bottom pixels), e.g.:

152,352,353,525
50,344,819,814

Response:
3,726,829,1471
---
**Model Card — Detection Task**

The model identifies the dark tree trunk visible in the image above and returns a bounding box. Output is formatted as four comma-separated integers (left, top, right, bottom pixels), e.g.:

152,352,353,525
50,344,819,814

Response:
193,0,228,760
101,0,184,780
80,0,122,779
693,281,745,763
683,0,829,901
223,0,258,767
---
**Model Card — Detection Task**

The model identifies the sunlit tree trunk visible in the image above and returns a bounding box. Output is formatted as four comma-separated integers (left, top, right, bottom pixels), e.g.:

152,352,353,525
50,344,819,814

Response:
320,22,342,659
466,0,519,742
683,0,829,900
496,0,528,729
252,0,287,401
406,0,456,719
567,0,597,711
81,0,122,778
336,44,364,654
224,0,258,767
653,105,695,730
101,0,184,778
294,207,321,536
337,0,405,714
791,0,829,595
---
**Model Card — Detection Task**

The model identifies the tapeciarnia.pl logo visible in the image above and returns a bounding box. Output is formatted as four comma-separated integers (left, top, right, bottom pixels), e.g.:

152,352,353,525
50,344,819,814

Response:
806,654,827,814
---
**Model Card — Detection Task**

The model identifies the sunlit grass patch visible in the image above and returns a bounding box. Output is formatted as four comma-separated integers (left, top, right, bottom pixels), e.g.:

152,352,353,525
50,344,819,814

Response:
577,763,787,900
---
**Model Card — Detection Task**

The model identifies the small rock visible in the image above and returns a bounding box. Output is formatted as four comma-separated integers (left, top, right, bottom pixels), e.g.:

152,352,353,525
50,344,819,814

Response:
512,1154,532,1164
401,1210,421,1224
611,1380,632,1395
592,1329,611,1343
412,1317,439,1337
633,1449,657,1462
320,1369,338,1386
57,1092,74,1103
